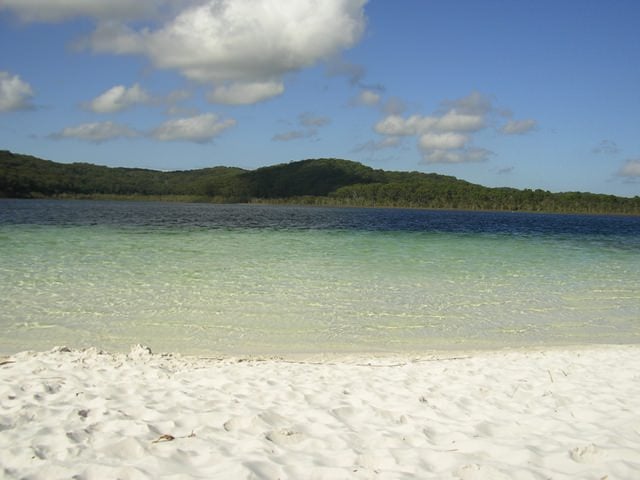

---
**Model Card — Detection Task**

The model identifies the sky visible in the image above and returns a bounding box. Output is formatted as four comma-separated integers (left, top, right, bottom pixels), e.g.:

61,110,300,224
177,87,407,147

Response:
1,0,639,197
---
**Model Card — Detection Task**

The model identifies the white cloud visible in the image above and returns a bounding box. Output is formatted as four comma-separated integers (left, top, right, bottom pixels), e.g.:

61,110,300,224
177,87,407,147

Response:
51,121,138,142
423,148,492,164
4,1,367,105
618,159,640,178
86,83,151,113
207,81,284,105
371,91,535,164
0,71,34,112
373,115,408,136
0,0,162,22
355,89,381,106
374,111,484,138
436,110,485,132
500,119,537,135
419,132,468,151
87,0,368,104
374,114,434,136
151,113,235,143
50,112,235,143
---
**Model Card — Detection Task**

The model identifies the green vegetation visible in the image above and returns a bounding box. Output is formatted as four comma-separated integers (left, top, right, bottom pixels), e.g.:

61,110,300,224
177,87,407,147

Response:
1,150,638,214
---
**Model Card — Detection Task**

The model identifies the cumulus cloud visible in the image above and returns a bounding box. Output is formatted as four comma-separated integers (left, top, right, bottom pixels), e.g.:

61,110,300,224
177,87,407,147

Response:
0,71,34,112
437,110,486,132
354,89,381,107
86,0,368,104
207,81,284,105
3,1,367,104
151,113,236,142
500,119,537,135
86,83,151,113
418,132,468,151
423,148,492,164
374,109,486,138
50,121,138,142
375,114,430,136
50,112,235,143
617,159,640,178
374,109,481,162
0,0,163,22
371,91,536,164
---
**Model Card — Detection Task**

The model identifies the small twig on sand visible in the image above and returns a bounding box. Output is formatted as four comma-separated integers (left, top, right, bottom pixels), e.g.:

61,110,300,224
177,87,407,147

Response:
152,431,196,443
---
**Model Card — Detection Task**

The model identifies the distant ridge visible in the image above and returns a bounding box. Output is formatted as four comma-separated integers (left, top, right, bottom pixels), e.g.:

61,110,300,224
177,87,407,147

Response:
1,150,638,214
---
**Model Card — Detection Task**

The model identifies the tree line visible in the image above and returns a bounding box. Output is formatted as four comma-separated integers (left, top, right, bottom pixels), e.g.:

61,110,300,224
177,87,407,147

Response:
1,150,638,214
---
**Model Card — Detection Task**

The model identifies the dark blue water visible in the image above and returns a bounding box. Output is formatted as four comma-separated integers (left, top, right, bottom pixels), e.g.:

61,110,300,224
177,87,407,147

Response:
2,199,639,238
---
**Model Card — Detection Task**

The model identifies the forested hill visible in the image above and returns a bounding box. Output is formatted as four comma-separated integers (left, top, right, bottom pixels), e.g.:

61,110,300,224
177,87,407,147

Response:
1,150,639,214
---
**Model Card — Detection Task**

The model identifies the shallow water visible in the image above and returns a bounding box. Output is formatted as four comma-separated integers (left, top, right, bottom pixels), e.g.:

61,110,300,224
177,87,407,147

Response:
1,200,639,355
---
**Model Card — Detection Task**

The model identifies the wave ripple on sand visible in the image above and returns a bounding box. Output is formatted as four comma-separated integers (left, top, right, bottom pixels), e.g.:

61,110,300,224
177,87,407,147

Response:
1,345,640,479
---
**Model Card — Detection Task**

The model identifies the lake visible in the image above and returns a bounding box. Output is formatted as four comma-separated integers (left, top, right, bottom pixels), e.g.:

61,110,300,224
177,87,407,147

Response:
1,199,639,355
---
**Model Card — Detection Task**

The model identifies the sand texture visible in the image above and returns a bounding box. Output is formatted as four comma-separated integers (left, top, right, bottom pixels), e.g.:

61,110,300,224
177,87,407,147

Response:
1,345,639,479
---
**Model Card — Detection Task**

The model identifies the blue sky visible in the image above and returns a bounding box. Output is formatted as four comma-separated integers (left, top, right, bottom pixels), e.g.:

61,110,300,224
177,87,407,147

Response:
1,0,639,196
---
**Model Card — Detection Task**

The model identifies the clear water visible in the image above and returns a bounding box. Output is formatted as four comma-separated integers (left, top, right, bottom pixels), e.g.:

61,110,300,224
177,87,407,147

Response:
1,200,639,355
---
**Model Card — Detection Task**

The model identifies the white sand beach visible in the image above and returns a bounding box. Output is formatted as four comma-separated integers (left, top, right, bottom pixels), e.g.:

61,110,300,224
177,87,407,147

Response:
1,345,639,479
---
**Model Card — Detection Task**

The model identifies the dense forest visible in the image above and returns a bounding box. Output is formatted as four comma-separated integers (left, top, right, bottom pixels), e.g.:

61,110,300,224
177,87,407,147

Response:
1,150,639,214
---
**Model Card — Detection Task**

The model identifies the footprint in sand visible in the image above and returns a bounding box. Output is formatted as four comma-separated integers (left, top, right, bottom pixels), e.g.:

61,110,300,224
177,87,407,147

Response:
331,406,368,425
257,411,290,427
570,444,607,463
265,429,304,446
101,438,146,460
223,416,256,433
224,412,291,434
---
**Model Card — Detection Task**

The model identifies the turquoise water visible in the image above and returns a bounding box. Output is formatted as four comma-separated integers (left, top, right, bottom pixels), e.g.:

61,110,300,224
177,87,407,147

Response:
1,201,639,355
